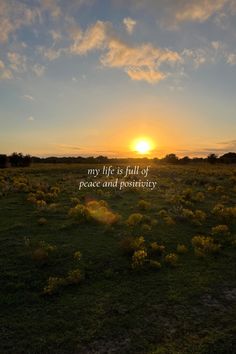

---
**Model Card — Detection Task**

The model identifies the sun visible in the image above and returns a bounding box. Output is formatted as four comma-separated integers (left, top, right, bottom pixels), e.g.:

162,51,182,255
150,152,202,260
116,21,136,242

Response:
132,138,154,155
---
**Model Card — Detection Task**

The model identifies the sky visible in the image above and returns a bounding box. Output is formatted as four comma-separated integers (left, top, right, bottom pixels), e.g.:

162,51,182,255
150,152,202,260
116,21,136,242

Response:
0,0,236,158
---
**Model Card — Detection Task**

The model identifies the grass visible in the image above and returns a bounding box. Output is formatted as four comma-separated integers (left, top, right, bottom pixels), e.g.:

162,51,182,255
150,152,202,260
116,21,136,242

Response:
0,163,236,353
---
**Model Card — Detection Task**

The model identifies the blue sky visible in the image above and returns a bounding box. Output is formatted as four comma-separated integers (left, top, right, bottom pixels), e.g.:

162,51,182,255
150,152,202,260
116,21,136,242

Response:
0,0,236,157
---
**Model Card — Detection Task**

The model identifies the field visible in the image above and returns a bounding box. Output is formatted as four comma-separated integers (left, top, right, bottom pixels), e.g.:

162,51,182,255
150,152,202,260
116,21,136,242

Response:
0,163,236,354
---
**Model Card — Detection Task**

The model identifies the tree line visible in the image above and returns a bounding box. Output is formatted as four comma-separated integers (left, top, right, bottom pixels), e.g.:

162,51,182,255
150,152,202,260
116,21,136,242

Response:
0,152,236,168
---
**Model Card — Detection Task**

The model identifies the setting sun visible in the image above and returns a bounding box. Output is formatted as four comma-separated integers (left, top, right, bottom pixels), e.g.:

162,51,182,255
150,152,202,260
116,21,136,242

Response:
132,138,154,155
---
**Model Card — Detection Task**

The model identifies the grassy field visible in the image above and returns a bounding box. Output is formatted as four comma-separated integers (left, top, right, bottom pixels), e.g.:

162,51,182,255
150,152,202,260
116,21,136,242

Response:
0,163,236,354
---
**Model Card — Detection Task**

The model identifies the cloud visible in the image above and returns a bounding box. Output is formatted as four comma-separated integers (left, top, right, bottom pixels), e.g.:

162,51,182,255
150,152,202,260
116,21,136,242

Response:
70,21,110,54
101,39,181,68
56,144,82,151
23,94,35,101
0,59,13,80
126,68,166,83
216,139,236,151
41,0,61,18
0,0,39,43
50,30,63,42
174,0,229,24
123,17,137,34
227,53,236,65
39,47,63,61
32,64,45,77
27,116,34,121
122,0,232,28
66,19,182,83
7,52,27,72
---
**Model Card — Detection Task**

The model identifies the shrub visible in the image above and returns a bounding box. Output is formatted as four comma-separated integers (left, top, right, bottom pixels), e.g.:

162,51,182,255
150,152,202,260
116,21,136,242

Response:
86,200,120,225
212,204,236,221
36,200,47,210
126,213,143,227
138,200,151,211
176,244,188,254
149,260,161,269
163,215,175,225
141,223,152,232
74,251,82,261
193,210,206,225
68,203,90,223
32,248,49,264
192,235,221,256
43,277,66,295
120,236,145,255
164,253,178,267
39,241,57,253
66,269,82,285
181,208,206,225
182,188,193,201
194,192,205,202
38,217,47,225
150,242,165,255
157,209,168,218
212,224,230,236
131,250,148,269
70,197,80,205
182,208,194,219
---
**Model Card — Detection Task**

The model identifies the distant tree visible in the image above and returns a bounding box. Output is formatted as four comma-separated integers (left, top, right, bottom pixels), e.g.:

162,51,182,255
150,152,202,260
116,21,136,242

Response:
95,156,108,163
219,152,236,164
207,153,218,164
22,154,31,167
163,153,179,164
0,154,8,168
9,152,23,167
9,152,31,167
179,156,190,164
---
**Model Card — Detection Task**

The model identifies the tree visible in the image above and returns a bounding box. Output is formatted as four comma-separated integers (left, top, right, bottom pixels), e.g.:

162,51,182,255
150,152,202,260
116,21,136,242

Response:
0,154,7,168
207,153,218,164
9,152,31,167
179,156,190,164
163,153,179,164
219,152,236,164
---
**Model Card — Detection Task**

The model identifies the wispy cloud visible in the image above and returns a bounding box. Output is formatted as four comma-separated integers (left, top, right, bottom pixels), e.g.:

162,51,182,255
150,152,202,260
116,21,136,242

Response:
27,116,34,121
23,94,35,101
32,64,45,77
123,17,137,34
0,59,13,80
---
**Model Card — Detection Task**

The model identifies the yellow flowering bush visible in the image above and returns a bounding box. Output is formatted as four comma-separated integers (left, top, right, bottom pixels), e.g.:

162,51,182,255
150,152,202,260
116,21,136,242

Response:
150,242,165,255
120,236,145,255
138,200,151,211
176,244,188,254
211,224,230,236
164,253,178,267
192,235,221,256
131,250,148,269
66,269,82,285
126,213,143,227
74,251,82,261
43,277,66,295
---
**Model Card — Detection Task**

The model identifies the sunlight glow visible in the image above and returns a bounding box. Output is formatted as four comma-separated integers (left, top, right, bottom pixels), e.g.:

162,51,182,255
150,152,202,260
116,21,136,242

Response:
132,138,154,155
